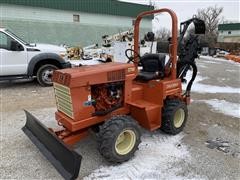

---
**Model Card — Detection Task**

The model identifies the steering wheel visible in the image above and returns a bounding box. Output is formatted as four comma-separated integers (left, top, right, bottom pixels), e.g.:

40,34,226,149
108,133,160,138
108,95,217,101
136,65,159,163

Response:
125,49,141,63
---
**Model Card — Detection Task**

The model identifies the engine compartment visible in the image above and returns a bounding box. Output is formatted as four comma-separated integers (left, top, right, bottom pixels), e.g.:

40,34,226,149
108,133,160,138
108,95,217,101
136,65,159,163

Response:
91,81,124,115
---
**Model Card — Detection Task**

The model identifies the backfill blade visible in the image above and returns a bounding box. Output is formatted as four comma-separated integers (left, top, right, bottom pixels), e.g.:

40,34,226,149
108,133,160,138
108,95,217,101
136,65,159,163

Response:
22,110,81,180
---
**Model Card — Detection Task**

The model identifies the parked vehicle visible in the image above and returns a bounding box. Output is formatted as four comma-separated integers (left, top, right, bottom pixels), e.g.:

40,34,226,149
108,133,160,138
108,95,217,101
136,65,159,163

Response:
0,28,71,86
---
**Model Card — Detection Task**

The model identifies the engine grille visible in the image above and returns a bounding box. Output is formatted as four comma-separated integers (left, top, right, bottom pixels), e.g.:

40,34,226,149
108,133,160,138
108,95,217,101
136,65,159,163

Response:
107,70,125,82
53,83,73,118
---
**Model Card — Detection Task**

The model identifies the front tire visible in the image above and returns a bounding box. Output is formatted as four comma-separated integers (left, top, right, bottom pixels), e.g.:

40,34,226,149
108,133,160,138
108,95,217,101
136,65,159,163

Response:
36,64,58,86
97,116,141,163
161,99,188,135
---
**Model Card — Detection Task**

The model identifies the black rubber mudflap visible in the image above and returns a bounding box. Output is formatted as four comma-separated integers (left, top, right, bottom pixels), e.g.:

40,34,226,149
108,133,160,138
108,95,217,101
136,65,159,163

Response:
22,110,82,180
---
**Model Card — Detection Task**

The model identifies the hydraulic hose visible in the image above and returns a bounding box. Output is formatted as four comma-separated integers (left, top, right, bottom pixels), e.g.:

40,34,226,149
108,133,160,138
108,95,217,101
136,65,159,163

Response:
177,61,198,97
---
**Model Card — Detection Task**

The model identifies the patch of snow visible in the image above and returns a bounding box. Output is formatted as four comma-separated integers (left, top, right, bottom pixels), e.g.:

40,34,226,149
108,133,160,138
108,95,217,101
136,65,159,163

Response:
201,60,219,64
226,69,236,72
199,122,208,126
197,99,240,119
197,64,207,68
217,78,230,81
200,56,227,62
84,133,200,180
200,56,224,62
182,72,240,94
200,56,240,67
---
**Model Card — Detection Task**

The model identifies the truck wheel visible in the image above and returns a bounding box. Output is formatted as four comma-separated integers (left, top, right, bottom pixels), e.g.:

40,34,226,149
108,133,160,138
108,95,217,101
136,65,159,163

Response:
161,99,188,135
36,64,58,86
97,116,141,163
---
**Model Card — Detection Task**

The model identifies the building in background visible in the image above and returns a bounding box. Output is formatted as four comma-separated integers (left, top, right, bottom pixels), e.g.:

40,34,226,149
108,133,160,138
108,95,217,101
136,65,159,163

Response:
0,0,153,46
218,23,240,43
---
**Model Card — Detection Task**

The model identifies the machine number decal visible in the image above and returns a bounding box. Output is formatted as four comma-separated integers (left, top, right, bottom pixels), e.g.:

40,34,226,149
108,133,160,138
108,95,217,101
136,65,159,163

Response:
166,83,179,89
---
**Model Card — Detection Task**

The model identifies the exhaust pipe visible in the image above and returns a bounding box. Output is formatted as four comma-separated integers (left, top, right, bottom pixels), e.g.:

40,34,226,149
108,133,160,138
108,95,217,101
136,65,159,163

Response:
22,110,82,180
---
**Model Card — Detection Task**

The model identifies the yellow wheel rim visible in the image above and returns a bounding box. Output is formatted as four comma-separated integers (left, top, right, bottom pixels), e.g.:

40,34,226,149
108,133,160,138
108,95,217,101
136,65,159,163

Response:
174,108,185,128
115,129,136,155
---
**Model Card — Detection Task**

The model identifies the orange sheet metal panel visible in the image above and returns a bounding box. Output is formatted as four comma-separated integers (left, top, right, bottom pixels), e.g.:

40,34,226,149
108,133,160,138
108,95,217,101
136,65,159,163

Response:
142,81,164,105
129,100,161,131
128,79,182,131
62,129,88,145
124,73,136,103
131,84,144,101
71,86,95,121
55,107,130,132
161,79,182,98
138,79,182,103
53,62,136,88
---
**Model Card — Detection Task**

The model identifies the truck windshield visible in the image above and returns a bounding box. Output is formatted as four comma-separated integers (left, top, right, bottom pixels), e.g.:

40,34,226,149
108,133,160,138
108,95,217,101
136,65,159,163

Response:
5,29,32,46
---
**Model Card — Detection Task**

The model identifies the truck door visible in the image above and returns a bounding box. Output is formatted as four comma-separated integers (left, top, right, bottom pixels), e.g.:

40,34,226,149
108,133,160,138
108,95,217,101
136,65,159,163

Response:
0,31,28,76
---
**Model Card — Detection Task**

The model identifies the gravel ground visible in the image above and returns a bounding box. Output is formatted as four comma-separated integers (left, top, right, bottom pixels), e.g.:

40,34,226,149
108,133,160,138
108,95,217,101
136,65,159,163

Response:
0,57,240,179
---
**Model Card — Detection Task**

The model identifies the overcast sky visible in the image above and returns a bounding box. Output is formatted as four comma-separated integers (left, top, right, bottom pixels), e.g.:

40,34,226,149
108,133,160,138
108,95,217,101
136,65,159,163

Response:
120,0,239,31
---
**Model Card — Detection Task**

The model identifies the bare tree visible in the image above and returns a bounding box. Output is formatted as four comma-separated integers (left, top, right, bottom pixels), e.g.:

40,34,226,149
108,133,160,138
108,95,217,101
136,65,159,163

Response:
197,5,223,34
155,27,171,40
196,5,223,47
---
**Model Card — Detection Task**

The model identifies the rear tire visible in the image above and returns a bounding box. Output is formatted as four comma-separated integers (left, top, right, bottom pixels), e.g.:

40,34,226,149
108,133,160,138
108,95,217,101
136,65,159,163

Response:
97,116,141,163
161,99,188,135
36,64,58,86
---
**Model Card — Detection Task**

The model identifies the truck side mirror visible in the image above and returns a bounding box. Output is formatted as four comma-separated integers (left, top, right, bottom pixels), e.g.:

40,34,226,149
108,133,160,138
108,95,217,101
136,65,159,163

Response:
10,40,24,51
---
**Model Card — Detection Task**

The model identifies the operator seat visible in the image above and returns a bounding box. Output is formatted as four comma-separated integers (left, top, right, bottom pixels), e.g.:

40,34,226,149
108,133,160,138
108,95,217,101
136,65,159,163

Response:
136,53,166,81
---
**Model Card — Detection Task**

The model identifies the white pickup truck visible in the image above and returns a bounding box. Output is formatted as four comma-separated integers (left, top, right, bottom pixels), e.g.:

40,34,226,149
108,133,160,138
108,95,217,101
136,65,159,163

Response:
0,28,71,86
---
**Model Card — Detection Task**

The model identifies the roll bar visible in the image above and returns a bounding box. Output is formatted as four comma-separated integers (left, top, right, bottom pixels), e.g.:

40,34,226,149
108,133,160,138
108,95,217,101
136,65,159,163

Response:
133,9,178,80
